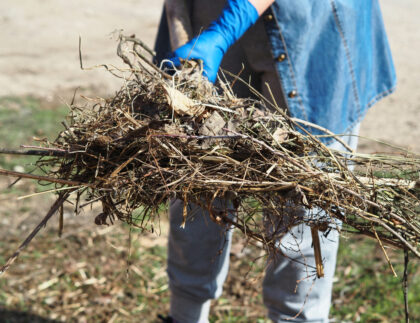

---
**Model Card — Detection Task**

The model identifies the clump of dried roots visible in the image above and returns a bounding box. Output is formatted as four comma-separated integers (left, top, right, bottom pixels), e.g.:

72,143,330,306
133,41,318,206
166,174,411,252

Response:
1,35,419,274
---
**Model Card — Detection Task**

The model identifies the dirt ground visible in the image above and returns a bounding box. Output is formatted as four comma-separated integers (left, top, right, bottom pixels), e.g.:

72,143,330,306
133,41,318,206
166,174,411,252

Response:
1,0,419,152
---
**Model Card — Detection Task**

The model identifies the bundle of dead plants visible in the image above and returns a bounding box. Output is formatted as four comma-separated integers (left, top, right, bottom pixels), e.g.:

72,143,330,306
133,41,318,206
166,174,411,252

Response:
0,35,419,274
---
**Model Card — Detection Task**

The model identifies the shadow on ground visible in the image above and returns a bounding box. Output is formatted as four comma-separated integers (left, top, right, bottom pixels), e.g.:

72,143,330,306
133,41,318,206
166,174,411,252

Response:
0,308,60,323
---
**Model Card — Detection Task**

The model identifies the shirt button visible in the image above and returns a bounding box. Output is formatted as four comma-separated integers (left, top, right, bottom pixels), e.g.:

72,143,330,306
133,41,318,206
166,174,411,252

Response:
288,90,298,98
276,53,286,62
264,14,273,22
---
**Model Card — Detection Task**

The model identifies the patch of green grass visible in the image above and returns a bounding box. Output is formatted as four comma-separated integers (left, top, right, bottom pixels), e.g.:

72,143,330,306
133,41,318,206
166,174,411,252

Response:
375,169,419,181
354,168,419,182
0,96,68,172
0,185,26,196
18,205,31,213
210,311,267,323
128,204,169,233
331,235,420,322
0,292,6,306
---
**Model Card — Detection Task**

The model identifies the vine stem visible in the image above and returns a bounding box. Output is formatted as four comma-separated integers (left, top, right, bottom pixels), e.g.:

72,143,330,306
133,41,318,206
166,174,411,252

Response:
0,192,72,275
403,249,410,323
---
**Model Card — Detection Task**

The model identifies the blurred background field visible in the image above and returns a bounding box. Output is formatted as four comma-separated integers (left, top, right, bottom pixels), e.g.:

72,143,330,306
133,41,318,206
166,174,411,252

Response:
0,0,419,322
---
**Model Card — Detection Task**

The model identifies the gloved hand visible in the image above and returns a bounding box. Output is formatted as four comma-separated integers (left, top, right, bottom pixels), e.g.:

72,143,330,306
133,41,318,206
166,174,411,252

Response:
167,0,259,83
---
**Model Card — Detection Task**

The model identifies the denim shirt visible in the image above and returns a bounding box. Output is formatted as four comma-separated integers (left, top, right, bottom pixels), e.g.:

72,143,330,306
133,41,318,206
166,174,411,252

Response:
155,0,396,139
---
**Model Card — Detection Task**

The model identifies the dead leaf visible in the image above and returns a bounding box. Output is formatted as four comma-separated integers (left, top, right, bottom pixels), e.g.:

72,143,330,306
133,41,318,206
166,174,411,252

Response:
162,84,204,116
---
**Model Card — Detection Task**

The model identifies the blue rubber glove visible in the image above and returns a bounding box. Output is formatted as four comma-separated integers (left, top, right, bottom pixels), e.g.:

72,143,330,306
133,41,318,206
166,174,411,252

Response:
168,0,259,83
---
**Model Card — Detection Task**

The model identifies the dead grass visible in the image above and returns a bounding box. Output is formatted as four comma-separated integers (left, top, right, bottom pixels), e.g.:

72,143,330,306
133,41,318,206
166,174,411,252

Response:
0,183,418,322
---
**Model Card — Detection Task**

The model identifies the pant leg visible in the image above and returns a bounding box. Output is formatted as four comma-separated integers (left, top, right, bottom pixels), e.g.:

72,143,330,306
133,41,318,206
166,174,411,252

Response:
262,126,360,323
168,199,233,323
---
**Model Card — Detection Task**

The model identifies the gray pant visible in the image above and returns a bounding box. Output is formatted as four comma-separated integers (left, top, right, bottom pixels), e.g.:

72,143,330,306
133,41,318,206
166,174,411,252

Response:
168,2,360,322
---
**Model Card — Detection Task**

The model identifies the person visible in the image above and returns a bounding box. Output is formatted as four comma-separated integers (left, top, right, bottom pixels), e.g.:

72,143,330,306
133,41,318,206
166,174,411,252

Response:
154,0,396,322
